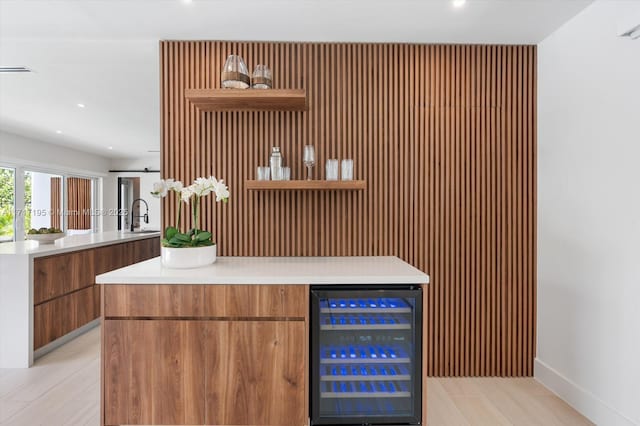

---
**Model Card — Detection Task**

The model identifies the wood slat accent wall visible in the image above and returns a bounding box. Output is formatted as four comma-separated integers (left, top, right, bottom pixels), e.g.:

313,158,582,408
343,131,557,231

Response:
67,177,91,230
50,177,61,229
160,41,536,377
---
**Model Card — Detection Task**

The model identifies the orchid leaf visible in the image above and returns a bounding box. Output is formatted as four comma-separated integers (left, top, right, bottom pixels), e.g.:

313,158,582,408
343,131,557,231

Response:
175,233,192,242
195,231,211,242
165,226,178,240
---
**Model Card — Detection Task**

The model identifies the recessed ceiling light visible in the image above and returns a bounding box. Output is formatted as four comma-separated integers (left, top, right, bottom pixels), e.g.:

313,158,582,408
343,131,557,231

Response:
55,130,62,134
77,103,85,108
183,0,192,3
453,0,466,8
108,146,113,150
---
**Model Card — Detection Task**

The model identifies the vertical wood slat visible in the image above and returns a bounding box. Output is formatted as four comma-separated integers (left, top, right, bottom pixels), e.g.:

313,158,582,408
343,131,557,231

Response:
160,41,536,377
66,177,91,230
50,177,61,229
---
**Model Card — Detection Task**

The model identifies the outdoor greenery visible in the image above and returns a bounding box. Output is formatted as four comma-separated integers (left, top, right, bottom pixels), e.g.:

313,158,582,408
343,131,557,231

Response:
0,168,15,239
24,172,32,231
0,168,32,240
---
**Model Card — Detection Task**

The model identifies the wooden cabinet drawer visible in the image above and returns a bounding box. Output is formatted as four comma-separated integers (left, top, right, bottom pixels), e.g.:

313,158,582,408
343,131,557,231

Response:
94,237,160,275
205,320,306,426
132,238,160,263
104,320,206,425
103,284,308,319
34,285,99,349
94,244,127,275
34,250,95,305
103,319,306,426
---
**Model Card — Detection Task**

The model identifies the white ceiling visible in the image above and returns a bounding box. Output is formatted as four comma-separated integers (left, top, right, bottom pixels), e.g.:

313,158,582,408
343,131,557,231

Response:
0,0,593,159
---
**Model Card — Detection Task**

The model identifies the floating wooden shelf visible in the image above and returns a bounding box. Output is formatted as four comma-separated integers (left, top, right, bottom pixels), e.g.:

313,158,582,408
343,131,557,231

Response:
185,89,307,111
245,180,366,191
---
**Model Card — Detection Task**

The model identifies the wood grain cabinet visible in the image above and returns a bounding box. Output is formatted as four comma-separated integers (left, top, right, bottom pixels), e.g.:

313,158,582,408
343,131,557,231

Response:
104,320,206,425
34,249,95,305
34,286,100,349
103,284,307,318
103,320,305,426
205,321,306,426
94,244,127,274
33,237,160,350
101,284,309,426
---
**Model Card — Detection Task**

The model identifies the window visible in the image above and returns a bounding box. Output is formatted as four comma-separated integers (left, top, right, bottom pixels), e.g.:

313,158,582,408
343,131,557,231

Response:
23,171,63,234
0,164,101,241
0,166,16,243
65,176,95,234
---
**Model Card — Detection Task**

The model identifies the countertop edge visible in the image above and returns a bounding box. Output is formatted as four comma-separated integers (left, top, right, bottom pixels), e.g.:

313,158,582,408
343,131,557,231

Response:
95,256,430,285
0,232,160,258
96,277,430,285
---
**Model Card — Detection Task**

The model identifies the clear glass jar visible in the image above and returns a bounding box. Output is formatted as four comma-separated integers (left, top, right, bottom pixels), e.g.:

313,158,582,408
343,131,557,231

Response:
221,55,250,89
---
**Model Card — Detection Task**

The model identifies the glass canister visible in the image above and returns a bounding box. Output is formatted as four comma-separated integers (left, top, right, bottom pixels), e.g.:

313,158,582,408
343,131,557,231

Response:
221,55,250,89
251,65,272,89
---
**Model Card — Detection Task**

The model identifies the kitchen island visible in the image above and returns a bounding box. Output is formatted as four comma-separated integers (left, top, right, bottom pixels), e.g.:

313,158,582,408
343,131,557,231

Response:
0,231,160,368
97,256,429,426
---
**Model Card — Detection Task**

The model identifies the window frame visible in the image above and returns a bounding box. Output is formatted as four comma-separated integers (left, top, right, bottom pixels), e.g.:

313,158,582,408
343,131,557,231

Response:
0,161,103,241
0,164,17,243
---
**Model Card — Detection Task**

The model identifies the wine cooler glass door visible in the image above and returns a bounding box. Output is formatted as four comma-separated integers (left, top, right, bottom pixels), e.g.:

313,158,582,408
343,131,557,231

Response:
311,287,422,425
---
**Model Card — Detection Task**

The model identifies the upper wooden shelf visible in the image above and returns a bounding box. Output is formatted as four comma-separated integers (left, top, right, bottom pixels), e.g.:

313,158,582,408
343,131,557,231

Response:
185,89,307,111
245,180,366,191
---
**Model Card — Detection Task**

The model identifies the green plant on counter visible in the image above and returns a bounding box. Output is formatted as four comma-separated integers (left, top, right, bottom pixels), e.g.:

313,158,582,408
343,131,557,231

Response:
27,227,63,235
151,177,229,248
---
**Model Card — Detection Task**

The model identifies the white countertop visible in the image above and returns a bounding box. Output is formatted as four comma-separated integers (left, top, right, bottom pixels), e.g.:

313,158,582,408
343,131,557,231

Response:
96,256,430,285
0,230,160,258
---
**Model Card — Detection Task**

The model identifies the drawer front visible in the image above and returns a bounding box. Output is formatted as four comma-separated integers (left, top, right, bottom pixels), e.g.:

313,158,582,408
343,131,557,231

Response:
34,250,95,305
35,237,160,305
103,284,309,319
103,319,306,426
94,243,129,275
94,237,160,275
132,237,161,263
34,285,99,349
103,320,206,425
205,320,306,426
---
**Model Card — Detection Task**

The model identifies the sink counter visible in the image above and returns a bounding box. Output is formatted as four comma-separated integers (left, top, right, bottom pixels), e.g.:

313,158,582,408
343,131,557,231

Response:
0,230,160,258
96,256,430,285
0,231,160,368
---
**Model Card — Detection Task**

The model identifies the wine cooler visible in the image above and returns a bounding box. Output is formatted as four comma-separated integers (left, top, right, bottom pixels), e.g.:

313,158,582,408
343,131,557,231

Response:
311,286,423,425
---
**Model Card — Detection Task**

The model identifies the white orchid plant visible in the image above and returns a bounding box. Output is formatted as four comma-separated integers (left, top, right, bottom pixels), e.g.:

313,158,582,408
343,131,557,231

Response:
151,176,229,248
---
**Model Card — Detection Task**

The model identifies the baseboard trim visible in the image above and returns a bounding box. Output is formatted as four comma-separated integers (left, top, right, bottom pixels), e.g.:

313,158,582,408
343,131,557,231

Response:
34,318,100,361
535,358,637,426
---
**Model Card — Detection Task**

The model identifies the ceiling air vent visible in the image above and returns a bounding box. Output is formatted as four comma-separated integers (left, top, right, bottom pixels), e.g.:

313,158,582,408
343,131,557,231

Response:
0,66,32,73
619,24,640,40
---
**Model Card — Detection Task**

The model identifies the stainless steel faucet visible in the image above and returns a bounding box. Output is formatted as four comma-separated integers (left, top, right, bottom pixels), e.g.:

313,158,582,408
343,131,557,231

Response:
130,198,149,232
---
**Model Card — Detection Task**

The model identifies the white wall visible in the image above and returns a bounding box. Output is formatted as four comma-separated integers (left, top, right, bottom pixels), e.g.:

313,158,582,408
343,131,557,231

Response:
0,130,110,175
103,155,161,232
537,2,640,425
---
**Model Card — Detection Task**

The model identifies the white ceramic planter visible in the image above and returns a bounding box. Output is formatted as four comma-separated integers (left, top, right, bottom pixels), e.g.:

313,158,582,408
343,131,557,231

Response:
161,245,217,269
